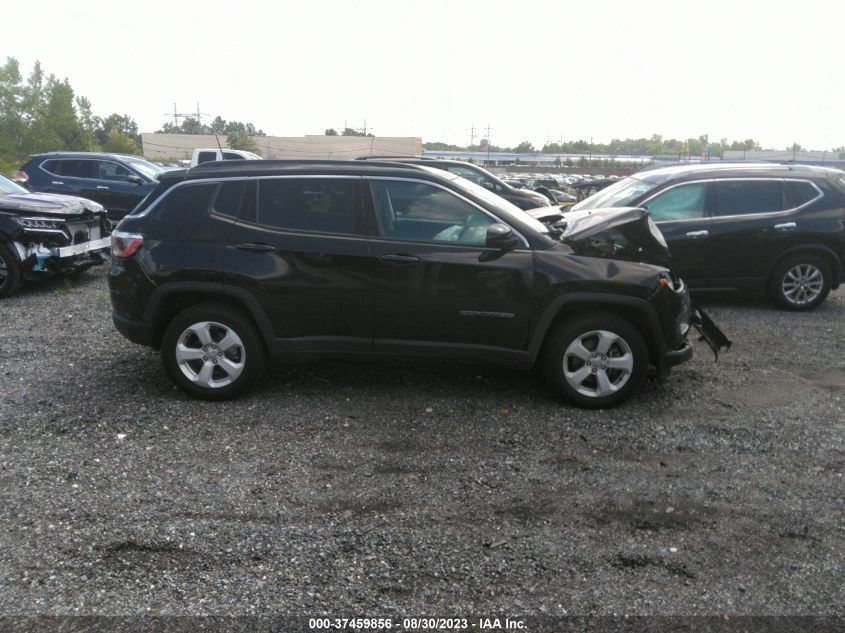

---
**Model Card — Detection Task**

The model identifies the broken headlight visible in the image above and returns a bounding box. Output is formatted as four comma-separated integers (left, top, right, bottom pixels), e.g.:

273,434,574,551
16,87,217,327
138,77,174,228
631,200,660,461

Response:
677,300,690,337
14,217,68,234
646,216,668,249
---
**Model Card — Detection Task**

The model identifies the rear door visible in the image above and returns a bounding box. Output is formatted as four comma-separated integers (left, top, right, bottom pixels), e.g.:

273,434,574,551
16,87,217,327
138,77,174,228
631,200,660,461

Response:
640,181,712,284
33,159,77,195
41,159,93,197
707,179,790,284
221,176,373,353
365,177,534,356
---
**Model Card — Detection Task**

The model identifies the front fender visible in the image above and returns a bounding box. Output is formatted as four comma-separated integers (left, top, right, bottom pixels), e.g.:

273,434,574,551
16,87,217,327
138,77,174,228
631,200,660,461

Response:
527,292,666,364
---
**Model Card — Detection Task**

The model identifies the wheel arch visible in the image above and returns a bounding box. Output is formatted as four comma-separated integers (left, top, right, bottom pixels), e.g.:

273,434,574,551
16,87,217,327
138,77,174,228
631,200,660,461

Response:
528,293,665,369
766,243,842,289
143,282,275,351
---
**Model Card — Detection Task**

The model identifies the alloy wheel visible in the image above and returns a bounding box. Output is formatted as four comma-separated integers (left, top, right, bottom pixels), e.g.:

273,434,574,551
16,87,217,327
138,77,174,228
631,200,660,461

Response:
562,329,634,398
781,263,824,306
175,321,245,388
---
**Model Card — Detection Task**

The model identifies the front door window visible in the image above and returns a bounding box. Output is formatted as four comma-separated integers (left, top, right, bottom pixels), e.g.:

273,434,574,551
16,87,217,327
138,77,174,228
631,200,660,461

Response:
370,179,494,246
643,183,708,221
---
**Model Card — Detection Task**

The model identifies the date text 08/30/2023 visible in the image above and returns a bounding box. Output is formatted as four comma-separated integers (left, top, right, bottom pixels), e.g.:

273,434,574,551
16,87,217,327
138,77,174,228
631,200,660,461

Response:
308,617,527,630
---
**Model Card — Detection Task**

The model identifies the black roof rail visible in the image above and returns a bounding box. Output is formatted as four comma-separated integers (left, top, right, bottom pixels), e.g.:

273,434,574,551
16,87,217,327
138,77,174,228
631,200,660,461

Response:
185,159,435,179
189,158,424,172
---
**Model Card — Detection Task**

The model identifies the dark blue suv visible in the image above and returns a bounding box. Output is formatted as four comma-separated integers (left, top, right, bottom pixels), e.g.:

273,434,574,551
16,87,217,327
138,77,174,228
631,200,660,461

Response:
16,152,164,222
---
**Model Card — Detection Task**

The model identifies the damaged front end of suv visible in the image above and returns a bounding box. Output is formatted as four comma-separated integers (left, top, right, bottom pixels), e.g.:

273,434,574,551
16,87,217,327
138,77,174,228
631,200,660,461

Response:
550,206,732,359
0,181,111,298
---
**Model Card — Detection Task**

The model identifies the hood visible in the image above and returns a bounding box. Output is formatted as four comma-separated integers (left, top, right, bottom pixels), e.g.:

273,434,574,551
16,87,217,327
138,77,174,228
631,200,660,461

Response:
556,206,671,267
511,188,552,207
526,206,565,223
0,192,105,217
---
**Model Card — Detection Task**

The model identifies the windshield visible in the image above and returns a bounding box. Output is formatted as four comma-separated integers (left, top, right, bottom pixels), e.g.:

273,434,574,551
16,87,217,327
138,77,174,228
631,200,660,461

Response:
418,166,549,234
124,156,164,181
571,176,655,210
0,174,28,195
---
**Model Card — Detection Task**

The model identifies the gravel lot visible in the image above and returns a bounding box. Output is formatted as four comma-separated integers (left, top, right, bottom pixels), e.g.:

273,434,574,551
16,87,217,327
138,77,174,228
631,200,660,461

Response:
0,265,842,625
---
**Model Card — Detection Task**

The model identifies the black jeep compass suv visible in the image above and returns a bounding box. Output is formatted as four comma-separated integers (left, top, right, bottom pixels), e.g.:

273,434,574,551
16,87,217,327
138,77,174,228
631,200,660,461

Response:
109,160,726,408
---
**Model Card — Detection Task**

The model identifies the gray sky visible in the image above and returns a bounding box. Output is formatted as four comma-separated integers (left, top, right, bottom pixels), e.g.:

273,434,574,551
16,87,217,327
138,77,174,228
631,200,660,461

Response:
6,0,845,150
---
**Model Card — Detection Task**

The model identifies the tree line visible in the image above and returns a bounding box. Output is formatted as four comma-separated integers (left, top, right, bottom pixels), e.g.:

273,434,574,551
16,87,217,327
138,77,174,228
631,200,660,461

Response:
424,135,845,157
0,57,266,170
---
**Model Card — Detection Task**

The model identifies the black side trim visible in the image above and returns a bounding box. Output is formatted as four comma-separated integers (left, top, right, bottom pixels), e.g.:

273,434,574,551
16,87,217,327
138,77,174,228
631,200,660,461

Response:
372,339,532,368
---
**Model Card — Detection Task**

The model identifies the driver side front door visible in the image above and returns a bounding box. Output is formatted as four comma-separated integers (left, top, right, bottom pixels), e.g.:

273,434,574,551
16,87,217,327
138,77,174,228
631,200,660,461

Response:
365,177,534,356
641,181,713,285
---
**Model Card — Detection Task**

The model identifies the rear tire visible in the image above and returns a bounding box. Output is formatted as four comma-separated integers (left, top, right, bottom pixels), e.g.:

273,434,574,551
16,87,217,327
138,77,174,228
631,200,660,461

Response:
542,313,648,409
161,303,266,400
0,242,23,298
766,254,831,311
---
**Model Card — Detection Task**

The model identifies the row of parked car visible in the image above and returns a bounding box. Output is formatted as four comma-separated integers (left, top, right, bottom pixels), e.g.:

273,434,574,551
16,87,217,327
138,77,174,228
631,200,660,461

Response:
2,151,843,407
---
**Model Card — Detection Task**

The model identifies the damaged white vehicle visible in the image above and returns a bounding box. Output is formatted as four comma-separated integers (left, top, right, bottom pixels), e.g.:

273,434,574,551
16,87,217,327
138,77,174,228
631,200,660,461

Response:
0,174,110,297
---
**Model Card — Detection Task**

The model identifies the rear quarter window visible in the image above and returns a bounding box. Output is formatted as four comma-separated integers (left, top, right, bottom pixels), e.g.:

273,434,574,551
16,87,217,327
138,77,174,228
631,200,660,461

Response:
211,181,246,218
784,180,821,209
40,159,61,175
150,183,217,239
130,179,181,216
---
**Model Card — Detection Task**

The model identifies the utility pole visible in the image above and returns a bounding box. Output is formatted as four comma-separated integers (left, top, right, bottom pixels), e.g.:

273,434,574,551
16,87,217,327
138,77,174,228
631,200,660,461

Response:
468,125,476,150
166,103,179,126
485,124,492,164
163,103,204,128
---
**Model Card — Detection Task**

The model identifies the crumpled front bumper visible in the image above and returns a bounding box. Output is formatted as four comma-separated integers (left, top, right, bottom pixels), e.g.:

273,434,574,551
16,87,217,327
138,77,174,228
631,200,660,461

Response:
13,236,111,279
690,301,732,359
53,237,111,258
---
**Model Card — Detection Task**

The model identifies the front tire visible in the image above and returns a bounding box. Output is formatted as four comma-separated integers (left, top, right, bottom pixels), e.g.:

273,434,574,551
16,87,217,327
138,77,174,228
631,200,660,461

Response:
542,313,648,409
0,242,23,298
767,254,831,311
161,303,266,400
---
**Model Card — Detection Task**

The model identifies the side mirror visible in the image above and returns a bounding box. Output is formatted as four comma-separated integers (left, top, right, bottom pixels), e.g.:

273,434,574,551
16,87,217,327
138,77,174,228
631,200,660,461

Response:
127,175,144,185
485,223,521,251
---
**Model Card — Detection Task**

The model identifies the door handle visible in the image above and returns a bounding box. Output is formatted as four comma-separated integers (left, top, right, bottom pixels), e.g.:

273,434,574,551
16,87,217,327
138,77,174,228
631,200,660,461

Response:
51,180,64,185
236,243,277,253
379,254,421,264
774,222,796,231
97,185,109,190
686,230,709,238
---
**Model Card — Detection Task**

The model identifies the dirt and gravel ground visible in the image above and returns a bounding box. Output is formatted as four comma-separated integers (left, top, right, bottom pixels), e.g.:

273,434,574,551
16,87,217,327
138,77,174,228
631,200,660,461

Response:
0,266,842,626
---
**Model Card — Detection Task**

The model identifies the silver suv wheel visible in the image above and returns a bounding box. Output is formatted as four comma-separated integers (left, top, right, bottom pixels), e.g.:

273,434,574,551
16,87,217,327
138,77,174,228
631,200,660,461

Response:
562,329,634,398
781,263,824,306
175,320,245,388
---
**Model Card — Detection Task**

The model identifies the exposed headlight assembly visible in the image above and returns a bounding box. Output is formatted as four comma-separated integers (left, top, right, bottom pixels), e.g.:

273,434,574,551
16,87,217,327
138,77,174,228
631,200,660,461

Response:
646,216,668,249
14,217,68,234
